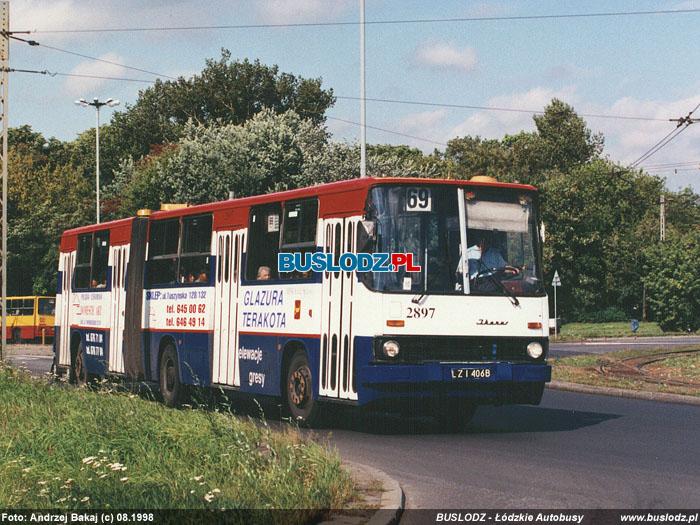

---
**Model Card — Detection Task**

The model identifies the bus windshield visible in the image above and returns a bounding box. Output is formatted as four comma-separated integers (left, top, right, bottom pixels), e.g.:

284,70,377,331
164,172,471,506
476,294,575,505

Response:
363,184,544,297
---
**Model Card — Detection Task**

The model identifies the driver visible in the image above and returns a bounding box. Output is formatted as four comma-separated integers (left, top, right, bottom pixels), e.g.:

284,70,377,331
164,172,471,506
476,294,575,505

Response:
466,232,519,278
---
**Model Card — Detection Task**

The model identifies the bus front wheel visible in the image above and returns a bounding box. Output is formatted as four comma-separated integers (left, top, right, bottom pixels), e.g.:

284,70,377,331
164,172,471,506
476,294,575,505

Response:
285,350,320,426
160,345,183,408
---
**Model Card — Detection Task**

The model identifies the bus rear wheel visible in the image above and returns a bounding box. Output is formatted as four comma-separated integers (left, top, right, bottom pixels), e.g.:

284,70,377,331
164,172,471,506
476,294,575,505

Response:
72,343,89,387
285,350,320,426
160,345,183,408
11,328,20,344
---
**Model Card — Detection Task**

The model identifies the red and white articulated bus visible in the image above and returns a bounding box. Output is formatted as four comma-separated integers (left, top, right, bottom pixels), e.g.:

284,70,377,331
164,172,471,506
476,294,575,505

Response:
55,177,550,427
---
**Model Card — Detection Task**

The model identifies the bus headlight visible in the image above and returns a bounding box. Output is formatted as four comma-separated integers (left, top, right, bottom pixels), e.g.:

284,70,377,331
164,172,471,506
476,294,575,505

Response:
527,342,543,359
383,340,400,358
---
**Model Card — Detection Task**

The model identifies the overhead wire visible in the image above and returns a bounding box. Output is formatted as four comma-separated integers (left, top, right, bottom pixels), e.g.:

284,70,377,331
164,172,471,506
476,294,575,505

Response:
327,116,447,147
629,102,700,168
8,34,176,80
335,95,668,122
20,8,700,34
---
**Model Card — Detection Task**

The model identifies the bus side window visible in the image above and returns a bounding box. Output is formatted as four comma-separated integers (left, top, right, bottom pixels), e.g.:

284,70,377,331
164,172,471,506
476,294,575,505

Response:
246,204,282,281
91,230,110,288
146,219,180,286
74,233,93,290
9,299,22,315
22,298,34,316
280,199,318,280
180,214,213,284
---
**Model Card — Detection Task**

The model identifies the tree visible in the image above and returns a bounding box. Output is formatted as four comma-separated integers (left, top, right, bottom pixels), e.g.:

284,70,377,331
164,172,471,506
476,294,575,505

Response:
643,231,700,331
109,51,335,161
540,160,663,321
7,128,92,295
533,98,604,172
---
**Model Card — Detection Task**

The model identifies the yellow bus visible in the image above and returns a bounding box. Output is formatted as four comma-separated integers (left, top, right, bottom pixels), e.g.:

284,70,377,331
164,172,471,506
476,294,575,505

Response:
3,296,56,343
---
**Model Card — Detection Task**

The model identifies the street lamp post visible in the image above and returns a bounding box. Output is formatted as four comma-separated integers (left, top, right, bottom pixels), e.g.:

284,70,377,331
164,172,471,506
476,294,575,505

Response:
74,97,120,223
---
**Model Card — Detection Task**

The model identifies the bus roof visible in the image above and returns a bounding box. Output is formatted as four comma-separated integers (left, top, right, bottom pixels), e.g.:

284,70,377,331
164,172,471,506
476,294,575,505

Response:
60,177,539,249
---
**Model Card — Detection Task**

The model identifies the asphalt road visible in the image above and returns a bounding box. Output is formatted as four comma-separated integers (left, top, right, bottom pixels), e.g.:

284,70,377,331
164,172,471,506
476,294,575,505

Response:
322,389,700,510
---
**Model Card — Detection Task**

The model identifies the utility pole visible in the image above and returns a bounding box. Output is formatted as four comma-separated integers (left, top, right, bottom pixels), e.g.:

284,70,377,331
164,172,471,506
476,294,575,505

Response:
360,0,367,178
0,1,8,363
660,194,665,242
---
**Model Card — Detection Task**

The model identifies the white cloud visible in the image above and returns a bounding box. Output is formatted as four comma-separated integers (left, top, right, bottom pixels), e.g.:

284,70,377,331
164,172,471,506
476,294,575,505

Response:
255,0,354,25
61,53,128,97
450,86,578,139
395,109,450,147
414,41,479,73
448,86,700,190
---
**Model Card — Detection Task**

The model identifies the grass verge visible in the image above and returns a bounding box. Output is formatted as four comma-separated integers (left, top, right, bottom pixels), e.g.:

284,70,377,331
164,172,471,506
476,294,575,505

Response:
551,345,700,398
0,364,354,521
555,321,664,340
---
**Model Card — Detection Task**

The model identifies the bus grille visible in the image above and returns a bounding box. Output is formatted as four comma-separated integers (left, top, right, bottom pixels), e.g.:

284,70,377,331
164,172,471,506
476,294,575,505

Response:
374,336,547,363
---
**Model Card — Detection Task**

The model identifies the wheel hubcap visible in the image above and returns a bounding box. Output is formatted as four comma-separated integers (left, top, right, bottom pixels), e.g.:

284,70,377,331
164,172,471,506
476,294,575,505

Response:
290,368,308,407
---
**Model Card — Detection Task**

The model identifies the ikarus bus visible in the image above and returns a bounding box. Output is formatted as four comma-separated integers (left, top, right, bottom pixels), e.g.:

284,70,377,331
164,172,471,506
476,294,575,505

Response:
54,177,550,428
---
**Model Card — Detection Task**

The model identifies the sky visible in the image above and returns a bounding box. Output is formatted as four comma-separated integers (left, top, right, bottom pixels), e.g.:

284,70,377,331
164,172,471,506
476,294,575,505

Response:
8,0,700,191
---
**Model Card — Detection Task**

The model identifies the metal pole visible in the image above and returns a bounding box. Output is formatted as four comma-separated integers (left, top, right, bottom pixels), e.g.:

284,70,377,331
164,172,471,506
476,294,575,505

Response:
95,105,100,224
1,1,9,362
659,195,665,242
553,284,557,338
360,0,367,178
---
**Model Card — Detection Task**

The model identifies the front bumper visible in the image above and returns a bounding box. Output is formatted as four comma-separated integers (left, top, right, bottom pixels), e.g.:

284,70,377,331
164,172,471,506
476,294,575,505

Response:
357,361,551,406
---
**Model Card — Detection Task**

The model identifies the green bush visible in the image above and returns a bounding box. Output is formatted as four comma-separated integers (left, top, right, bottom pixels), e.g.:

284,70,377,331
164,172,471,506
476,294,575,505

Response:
575,306,628,323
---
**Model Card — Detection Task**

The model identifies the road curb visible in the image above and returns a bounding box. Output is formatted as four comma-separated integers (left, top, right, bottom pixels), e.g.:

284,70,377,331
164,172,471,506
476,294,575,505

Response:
3,344,53,357
548,380,700,406
322,462,404,525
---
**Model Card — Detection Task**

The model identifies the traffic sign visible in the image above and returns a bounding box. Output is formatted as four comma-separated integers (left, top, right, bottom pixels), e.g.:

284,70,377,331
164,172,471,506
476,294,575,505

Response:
552,270,561,287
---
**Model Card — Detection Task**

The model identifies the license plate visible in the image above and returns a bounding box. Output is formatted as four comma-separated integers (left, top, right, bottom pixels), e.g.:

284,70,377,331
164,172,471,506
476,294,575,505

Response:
451,367,492,380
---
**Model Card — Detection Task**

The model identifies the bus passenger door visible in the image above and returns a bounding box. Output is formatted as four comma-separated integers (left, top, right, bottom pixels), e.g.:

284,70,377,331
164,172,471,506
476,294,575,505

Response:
109,246,128,374
320,218,357,400
57,252,74,368
213,231,243,387
339,218,358,400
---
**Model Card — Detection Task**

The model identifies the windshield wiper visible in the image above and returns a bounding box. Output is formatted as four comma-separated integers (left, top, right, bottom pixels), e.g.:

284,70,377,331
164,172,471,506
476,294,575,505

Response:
474,259,520,307
411,262,448,304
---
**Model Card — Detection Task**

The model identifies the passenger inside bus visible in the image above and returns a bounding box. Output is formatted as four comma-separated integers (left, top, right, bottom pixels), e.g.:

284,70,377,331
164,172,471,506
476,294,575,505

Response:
92,272,107,288
196,269,209,282
257,266,271,280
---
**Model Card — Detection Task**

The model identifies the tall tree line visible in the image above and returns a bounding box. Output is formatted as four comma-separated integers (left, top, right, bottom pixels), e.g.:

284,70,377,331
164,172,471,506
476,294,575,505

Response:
8,52,700,330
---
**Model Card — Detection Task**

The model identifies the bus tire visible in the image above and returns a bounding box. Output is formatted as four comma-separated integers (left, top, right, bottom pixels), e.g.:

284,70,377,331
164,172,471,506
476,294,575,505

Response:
285,350,320,426
434,400,477,432
160,345,183,408
73,342,89,387
11,328,20,344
